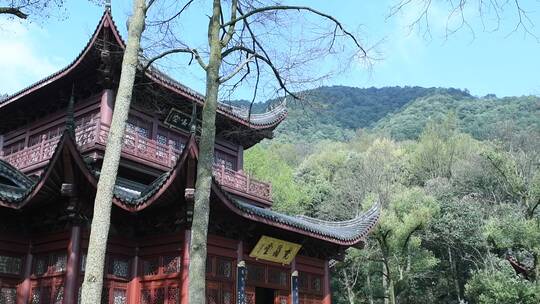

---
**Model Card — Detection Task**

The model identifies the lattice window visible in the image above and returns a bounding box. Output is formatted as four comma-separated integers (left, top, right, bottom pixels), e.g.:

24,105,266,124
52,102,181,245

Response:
167,287,180,304
246,264,265,283
163,255,181,274
222,290,233,304
268,268,287,287
53,286,64,304
310,276,321,293
33,256,47,276
216,258,232,278
155,287,165,304
110,257,130,278
31,284,64,304
206,285,219,304
29,126,63,147
33,252,67,275
0,255,22,275
52,253,67,272
142,257,159,276
113,289,127,304
140,289,151,304
0,287,17,304
126,116,151,138
298,272,308,290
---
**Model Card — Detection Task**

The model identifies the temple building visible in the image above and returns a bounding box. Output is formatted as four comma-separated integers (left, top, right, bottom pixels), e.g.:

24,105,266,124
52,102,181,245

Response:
0,9,379,304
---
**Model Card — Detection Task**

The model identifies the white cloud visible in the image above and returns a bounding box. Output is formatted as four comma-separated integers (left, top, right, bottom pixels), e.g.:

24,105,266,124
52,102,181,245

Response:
0,20,65,95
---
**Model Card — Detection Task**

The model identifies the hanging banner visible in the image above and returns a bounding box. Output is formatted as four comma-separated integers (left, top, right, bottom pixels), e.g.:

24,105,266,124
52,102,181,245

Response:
249,236,301,265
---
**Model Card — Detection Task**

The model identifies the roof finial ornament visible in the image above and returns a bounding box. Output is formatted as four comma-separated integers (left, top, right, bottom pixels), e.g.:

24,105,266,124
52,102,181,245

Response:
105,0,111,11
189,102,197,134
66,84,76,138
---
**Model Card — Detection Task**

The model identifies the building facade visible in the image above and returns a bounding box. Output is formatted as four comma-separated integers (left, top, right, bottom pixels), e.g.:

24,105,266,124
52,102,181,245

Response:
0,10,379,304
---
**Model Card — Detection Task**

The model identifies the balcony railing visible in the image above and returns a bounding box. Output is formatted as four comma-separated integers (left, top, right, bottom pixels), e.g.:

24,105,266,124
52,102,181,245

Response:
0,120,272,202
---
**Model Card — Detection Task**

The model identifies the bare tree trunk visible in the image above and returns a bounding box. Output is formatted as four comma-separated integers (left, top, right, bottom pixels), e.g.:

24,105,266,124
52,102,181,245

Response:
382,262,388,304
383,260,396,304
80,1,146,303
187,1,222,304
366,273,374,304
448,247,461,302
342,269,355,304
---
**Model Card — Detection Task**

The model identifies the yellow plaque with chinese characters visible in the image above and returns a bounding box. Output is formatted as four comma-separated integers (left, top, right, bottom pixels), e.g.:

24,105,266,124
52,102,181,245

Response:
249,236,302,265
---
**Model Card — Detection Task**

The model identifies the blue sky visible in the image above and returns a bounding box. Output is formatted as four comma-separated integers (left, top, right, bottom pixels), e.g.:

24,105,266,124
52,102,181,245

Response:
1,0,539,98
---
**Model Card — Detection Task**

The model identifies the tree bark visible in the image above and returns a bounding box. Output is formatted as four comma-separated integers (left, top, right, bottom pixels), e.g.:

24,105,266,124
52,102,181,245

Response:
366,273,374,304
80,1,146,303
0,7,28,19
187,1,222,304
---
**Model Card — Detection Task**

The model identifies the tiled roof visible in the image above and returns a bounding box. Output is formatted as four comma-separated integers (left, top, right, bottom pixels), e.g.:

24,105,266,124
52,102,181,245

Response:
223,192,380,245
0,131,379,246
1,10,287,129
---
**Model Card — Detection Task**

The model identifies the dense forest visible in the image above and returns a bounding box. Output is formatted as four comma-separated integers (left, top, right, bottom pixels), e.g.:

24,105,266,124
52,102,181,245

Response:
242,86,540,304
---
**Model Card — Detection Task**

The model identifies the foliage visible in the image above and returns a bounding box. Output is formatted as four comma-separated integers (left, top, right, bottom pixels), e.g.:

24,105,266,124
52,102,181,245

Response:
244,92,540,303
465,257,540,304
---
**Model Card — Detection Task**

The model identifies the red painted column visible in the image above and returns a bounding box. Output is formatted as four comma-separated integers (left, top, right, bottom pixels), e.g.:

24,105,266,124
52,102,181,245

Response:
128,248,140,304
18,244,33,304
100,89,114,127
322,261,332,304
64,225,82,304
180,229,191,304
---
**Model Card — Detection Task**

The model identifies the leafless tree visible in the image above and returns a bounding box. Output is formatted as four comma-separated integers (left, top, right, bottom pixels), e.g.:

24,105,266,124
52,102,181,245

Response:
389,0,538,40
140,1,371,303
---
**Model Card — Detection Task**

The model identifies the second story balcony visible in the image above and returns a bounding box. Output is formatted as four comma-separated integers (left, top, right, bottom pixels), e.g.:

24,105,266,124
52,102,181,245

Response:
0,119,272,204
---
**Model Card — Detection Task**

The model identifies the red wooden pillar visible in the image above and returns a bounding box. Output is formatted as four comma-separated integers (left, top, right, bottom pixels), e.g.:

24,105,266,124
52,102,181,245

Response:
322,261,331,304
19,244,33,304
100,89,114,127
64,225,82,304
180,229,191,304
128,248,140,304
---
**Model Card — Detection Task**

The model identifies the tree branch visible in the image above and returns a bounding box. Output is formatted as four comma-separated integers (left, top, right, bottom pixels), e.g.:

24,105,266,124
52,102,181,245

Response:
0,6,28,19
221,0,238,47
143,47,207,71
221,45,299,99
219,53,254,83
221,5,367,57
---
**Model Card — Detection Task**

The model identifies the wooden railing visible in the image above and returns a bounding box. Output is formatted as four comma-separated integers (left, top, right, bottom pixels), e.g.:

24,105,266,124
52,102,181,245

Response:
0,120,272,202
212,161,272,203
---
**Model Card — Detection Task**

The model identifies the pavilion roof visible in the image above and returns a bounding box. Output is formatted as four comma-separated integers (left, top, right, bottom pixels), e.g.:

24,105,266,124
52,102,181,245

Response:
0,9,287,130
0,131,379,247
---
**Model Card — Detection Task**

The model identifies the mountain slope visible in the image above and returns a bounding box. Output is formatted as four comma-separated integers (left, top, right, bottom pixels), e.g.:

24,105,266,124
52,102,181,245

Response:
374,94,540,140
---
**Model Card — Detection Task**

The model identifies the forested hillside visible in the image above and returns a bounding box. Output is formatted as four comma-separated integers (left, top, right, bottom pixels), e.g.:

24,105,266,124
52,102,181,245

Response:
243,86,540,304
237,86,538,142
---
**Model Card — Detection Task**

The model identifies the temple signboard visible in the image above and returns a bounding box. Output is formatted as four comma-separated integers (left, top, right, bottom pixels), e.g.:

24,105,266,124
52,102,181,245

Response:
164,108,200,134
249,235,301,265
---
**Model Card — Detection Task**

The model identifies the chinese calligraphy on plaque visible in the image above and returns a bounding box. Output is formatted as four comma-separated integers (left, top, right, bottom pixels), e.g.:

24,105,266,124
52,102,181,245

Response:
164,108,199,133
249,236,301,265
